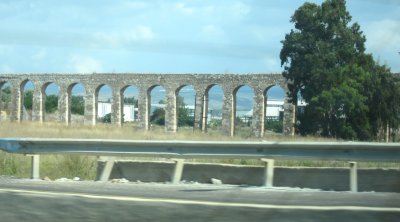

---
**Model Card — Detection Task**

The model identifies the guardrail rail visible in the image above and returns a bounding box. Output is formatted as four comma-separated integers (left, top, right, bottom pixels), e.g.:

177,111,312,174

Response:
1,138,399,192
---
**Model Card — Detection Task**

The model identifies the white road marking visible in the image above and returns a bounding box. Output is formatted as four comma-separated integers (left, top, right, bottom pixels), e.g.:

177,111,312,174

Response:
0,188,399,212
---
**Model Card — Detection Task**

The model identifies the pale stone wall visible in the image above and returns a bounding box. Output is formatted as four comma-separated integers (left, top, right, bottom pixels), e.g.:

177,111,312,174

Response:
0,73,294,136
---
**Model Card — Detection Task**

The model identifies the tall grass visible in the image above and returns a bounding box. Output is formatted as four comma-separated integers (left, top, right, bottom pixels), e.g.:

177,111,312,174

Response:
0,121,335,141
0,152,98,180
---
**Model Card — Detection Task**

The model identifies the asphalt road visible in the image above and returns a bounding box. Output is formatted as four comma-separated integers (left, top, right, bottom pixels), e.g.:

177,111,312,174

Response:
0,177,399,222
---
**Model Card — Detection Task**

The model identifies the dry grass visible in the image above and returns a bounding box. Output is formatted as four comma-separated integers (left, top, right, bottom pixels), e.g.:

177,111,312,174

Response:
0,121,336,142
0,152,98,180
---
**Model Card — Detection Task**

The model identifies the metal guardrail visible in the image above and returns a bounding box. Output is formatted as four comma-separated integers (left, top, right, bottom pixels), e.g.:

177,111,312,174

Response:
0,138,399,192
1,138,400,161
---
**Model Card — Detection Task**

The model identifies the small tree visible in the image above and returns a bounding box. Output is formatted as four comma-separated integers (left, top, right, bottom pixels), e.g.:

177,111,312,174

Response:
45,95,58,113
1,86,11,104
150,108,165,125
71,96,84,115
149,96,194,127
177,96,193,127
265,119,283,133
124,96,138,107
101,113,111,123
24,90,33,110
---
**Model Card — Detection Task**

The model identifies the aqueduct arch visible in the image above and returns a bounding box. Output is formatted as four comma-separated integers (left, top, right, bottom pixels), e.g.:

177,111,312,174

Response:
0,73,295,137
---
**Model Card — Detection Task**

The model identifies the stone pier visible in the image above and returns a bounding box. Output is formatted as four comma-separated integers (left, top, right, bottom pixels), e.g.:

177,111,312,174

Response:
0,73,295,137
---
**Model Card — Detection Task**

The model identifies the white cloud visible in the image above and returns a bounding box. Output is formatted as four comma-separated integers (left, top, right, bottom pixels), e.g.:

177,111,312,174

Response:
263,56,281,72
231,1,251,18
363,19,400,71
264,57,279,67
93,26,155,48
201,24,225,39
0,64,13,73
122,1,148,9
174,2,194,15
364,19,400,51
31,49,47,60
68,55,102,74
0,45,14,55
128,26,155,40
251,26,287,43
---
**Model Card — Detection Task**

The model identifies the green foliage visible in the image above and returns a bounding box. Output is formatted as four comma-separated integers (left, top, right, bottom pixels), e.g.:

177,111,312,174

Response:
23,90,33,110
45,95,58,113
177,96,193,127
52,155,97,180
280,0,400,140
150,108,165,125
124,96,138,106
178,106,194,126
71,95,84,115
1,86,11,104
150,96,194,127
235,116,251,127
101,113,112,123
265,119,283,133
208,119,222,129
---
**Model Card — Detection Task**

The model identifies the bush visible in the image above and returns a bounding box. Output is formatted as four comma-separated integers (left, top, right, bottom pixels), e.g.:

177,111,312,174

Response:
265,119,283,133
102,113,111,123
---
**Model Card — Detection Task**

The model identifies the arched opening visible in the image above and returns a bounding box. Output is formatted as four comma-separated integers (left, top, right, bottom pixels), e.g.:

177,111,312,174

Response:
205,84,223,132
148,85,166,130
42,82,60,122
176,85,195,131
264,85,285,134
69,83,86,124
234,85,255,136
122,85,139,125
20,80,35,121
0,81,12,121
96,84,113,124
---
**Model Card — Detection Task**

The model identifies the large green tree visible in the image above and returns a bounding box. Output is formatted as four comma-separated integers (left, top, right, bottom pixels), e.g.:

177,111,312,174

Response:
280,0,399,140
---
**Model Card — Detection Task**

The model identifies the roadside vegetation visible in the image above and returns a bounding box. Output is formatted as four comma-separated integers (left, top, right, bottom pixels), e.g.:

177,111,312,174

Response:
281,0,400,141
0,121,398,180
1,0,399,180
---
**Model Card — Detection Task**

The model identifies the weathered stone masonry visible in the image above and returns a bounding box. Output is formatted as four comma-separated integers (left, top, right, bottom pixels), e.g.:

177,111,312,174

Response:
0,73,295,137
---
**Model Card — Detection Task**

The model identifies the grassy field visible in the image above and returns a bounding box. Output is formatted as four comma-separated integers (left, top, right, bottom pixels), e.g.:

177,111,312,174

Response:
0,121,398,180
0,121,339,141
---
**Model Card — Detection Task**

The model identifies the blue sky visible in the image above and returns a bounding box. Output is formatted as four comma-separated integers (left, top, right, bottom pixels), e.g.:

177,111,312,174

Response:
0,0,399,74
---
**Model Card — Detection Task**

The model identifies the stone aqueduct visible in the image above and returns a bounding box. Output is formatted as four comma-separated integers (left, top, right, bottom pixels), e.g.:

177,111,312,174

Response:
0,73,295,137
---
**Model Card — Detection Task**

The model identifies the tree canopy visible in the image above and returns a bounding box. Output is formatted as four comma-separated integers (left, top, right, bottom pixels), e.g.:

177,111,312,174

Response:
280,0,400,141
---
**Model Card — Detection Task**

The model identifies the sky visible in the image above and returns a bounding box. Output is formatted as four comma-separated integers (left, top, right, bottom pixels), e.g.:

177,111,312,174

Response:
0,0,399,75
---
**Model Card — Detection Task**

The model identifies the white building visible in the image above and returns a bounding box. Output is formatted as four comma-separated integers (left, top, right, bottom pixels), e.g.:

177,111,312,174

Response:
237,100,307,122
265,100,284,120
97,102,137,122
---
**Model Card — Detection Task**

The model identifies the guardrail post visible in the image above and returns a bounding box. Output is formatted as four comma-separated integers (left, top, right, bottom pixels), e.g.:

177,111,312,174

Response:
171,159,184,184
26,154,40,180
349,162,358,192
261,158,274,187
98,157,116,182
